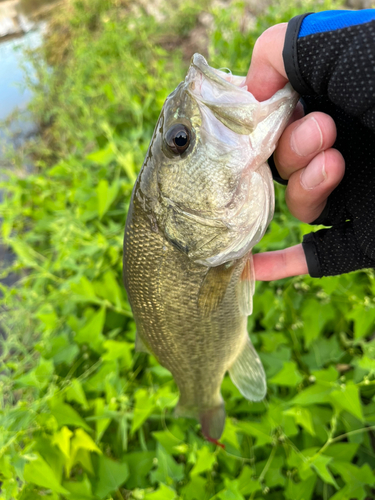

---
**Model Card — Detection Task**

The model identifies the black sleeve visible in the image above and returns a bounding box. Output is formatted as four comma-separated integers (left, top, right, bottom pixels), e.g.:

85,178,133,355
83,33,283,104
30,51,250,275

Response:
281,11,375,277
284,12,375,131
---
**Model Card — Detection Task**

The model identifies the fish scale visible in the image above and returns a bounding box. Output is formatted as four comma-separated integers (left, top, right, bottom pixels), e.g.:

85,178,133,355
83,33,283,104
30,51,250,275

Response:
125,188,245,404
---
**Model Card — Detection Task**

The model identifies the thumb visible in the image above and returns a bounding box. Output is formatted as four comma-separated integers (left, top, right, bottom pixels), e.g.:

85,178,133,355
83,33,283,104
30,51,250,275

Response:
246,23,289,101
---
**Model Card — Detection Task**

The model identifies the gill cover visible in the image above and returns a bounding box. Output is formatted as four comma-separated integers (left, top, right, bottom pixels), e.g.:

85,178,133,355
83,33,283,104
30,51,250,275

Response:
158,54,297,270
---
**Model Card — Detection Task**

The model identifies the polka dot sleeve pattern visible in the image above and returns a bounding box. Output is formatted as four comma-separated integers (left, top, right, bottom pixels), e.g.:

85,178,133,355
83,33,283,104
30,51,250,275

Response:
282,11,375,277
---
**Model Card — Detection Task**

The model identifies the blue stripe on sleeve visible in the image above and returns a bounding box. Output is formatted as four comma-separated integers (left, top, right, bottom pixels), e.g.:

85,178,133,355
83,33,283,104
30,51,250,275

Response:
299,9,375,37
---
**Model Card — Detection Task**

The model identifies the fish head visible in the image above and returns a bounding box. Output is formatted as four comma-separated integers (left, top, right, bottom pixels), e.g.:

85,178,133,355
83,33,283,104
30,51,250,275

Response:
138,54,298,266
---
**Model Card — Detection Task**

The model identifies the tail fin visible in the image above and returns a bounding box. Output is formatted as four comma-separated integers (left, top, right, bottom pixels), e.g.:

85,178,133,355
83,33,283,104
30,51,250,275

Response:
199,403,226,441
175,400,226,441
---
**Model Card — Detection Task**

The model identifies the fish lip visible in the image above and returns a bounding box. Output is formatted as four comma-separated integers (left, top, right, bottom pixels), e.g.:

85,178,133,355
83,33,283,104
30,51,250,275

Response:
190,53,211,76
188,53,247,94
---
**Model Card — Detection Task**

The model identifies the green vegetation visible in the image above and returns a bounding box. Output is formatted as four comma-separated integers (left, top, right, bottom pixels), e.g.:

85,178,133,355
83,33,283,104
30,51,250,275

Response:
1,0,375,498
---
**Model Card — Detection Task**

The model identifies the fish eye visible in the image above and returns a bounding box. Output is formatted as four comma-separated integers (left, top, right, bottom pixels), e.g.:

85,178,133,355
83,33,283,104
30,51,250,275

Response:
165,124,190,155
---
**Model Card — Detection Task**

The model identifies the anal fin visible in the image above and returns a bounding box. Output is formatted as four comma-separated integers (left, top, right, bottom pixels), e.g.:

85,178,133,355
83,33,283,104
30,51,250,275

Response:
229,335,266,401
135,332,152,354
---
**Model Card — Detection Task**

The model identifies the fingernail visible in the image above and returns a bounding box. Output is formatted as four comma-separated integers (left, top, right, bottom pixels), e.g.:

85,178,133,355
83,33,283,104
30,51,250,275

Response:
291,116,323,156
300,152,326,189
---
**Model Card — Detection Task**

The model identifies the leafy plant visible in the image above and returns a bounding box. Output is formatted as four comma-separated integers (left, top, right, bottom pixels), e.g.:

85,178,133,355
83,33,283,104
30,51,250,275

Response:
1,0,375,499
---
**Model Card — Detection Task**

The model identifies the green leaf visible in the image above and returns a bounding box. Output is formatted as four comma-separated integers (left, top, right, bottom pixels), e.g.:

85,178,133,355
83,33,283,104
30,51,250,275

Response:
48,400,92,432
236,420,273,447
330,484,366,500
62,475,94,500
14,358,54,390
285,474,317,500
301,336,343,370
310,454,338,488
11,239,43,268
301,300,335,346
330,461,375,486
221,418,240,450
217,479,245,500
284,407,315,436
75,307,106,353
97,179,120,218
330,382,363,421
71,428,101,455
0,455,13,479
24,453,70,495
102,340,133,367
260,346,291,378
357,355,375,372
237,466,261,495
51,426,73,460
86,144,114,166
65,428,101,475
290,382,332,407
181,476,207,500
144,483,177,500
70,276,97,300
93,398,112,443
66,379,89,410
286,447,312,475
94,455,129,499
72,449,94,475
152,430,183,455
190,446,217,476
324,443,359,462
150,444,184,484
131,389,155,434
348,306,375,339
269,361,303,387
122,451,155,489
118,150,137,181
330,462,375,500
36,304,58,331
312,365,338,382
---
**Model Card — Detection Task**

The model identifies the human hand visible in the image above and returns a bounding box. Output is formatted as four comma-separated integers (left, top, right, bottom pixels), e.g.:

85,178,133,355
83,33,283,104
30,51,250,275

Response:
246,24,345,281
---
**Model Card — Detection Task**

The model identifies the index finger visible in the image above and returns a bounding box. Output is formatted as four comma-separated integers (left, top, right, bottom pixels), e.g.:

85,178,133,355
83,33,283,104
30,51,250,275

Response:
246,23,289,101
253,244,308,281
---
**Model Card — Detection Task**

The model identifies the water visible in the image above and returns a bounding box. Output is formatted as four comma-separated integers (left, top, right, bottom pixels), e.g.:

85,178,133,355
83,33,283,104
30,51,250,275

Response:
0,27,43,287
0,28,43,154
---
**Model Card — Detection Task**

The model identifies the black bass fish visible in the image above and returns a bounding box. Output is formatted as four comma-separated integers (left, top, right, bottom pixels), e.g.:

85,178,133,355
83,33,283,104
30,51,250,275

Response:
123,54,298,442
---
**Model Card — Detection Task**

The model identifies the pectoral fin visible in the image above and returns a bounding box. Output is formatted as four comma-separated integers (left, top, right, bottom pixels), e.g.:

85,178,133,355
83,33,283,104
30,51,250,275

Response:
198,262,237,316
229,336,266,401
237,253,255,316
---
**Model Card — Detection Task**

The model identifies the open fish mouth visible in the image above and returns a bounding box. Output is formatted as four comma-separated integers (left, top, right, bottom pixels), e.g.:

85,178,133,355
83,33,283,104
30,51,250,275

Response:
186,53,298,137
